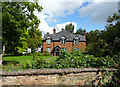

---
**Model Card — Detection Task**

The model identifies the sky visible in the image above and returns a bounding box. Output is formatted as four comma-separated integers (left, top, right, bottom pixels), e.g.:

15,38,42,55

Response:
33,0,120,37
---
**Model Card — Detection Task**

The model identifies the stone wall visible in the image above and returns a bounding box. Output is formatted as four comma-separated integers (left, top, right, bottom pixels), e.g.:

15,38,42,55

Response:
2,68,118,86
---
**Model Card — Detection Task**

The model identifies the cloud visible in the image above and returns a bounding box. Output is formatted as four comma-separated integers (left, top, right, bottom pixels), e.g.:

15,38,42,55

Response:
34,0,119,37
38,0,84,22
34,11,77,37
34,0,82,36
78,2,118,23
55,22,77,33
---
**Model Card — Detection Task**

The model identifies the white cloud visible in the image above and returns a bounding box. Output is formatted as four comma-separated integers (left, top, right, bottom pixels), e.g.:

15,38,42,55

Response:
34,12,77,37
34,0,83,36
38,0,84,22
34,0,119,37
55,22,77,33
78,2,118,23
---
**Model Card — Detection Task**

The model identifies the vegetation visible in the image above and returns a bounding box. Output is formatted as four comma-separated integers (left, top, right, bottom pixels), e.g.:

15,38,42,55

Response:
2,2,43,55
86,13,120,57
65,23,74,33
75,28,84,35
3,51,117,69
2,1,120,85
27,29,42,54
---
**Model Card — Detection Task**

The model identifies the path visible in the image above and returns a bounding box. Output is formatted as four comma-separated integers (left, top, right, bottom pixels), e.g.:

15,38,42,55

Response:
46,56,56,61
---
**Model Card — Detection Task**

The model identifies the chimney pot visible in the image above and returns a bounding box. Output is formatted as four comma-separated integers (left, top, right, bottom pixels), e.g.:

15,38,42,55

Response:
53,28,56,34
47,32,49,35
84,29,86,39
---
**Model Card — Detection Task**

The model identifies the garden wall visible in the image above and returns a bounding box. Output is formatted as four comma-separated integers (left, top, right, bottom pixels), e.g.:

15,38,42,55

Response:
2,68,118,86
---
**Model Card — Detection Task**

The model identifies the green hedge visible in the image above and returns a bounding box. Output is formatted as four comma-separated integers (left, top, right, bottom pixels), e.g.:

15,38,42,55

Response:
23,50,120,69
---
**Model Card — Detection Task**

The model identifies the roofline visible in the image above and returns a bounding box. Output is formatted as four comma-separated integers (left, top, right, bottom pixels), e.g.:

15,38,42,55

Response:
42,40,86,42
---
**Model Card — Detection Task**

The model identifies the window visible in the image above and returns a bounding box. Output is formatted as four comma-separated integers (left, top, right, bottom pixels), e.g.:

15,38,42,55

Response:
74,48,79,51
46,47,51,52
61,37,65,44
61,48,67,51
74,37,79,45
47,39,51,44
46,36,51,44
64,48,67,51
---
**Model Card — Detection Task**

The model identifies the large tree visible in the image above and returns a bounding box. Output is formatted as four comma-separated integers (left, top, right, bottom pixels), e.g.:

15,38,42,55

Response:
87,13,120,57
2,2,43,55
27,29,42,54
65,23,74,33
75,28,84,35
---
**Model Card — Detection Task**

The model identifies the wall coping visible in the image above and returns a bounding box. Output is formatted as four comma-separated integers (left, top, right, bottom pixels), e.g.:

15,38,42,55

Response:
2,68,118,76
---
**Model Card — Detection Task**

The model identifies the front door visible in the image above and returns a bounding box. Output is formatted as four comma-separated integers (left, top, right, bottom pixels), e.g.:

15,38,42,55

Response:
56,52,59,56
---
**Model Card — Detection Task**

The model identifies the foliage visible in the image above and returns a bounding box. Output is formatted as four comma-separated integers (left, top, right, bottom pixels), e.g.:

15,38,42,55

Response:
21,50,120,69
35,52,44,56
65,23,74,33
43,52,51,56
27,29,42,54
24,52,33,56
75,28,84,35
2,55,53,66
2,2,43,55
87,13,120,57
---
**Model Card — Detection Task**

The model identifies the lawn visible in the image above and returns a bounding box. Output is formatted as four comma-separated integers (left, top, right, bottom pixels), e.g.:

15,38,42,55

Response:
2,56,54,66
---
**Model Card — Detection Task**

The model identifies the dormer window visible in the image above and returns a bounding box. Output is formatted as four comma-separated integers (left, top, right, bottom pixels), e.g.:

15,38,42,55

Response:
46,36,51,44
61,36,65,44
74,37,79,45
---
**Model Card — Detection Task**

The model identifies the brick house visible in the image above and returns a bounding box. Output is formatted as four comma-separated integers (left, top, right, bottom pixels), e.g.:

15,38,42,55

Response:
42,28,86,56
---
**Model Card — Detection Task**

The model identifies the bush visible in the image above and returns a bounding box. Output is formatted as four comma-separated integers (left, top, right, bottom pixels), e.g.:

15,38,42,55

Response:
44,53,51,56
35,52,44,56
24,53,33,56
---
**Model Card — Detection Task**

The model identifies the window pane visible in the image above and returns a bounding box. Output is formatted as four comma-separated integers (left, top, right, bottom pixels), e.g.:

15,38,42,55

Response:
64,48,67,51
46,47,51,52
61,39,65,44
76,48,79,51
75,39,79,44
47,39,51,44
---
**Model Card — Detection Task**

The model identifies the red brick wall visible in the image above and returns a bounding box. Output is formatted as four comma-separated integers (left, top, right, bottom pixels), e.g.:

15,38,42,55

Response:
42,41,86,53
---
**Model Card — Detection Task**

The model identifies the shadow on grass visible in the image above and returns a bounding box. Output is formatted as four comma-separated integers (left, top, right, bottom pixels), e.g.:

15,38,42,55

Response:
2,60,19,65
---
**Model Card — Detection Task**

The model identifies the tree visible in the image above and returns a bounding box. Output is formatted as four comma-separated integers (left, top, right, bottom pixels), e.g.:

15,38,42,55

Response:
27,29,42,54
87,13,120,57
75,28,84,35
65,23,74,33
2,2,43,55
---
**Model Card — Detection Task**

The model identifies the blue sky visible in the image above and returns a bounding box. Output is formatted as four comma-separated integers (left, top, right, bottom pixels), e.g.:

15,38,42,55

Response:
34,0,119,36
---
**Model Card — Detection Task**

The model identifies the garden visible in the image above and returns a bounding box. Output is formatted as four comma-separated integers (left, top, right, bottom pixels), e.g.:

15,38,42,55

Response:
2,50,120,71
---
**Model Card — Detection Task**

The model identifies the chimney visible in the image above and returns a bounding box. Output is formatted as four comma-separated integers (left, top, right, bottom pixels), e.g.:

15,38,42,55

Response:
84,29,86,39
47,32,49,35
53,28,56,34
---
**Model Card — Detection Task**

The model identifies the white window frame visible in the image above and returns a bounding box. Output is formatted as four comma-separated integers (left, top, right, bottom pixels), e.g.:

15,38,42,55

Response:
46,36,51,44
74,37,79,45
74,48,79,51
61,37,65,44
61,48,67,51
46,47,51,52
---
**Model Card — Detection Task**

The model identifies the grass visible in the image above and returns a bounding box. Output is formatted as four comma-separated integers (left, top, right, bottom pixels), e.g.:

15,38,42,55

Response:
2,55,54,65
2,55,59,72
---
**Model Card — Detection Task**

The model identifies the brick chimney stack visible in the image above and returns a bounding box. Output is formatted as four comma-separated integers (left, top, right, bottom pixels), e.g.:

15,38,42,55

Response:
53,28,56,34
47,32,49,35
84,29,86,39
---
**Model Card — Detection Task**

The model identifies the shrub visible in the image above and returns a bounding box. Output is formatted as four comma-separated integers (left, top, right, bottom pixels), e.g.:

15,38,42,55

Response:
24,53,33,56
35,52,44,56
44,53,51,56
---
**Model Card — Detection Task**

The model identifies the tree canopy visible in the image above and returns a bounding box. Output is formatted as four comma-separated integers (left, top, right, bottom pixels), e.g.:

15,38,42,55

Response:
75,28,84,35
2,2,43,55
65,23,74,33
27,29,42,54
87,13,120,57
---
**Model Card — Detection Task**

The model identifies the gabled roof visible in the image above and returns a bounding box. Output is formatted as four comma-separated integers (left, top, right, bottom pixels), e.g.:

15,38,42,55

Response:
43,30,86,41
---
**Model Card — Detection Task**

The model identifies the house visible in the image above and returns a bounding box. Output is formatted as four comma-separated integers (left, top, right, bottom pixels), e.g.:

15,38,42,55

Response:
42,28,86,56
